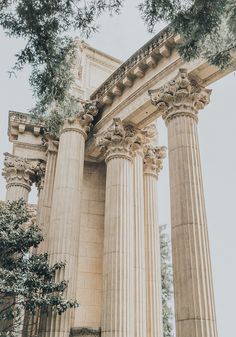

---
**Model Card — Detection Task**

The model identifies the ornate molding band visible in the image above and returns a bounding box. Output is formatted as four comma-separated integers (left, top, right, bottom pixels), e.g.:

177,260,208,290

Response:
91,26,173,101
149,68,211,123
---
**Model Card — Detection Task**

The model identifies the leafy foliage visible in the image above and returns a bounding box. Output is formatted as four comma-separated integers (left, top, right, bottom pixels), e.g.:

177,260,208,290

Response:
0,0,124,116
0,200,78,337
140,0,236,69
0,0,235,116
160,225,174,337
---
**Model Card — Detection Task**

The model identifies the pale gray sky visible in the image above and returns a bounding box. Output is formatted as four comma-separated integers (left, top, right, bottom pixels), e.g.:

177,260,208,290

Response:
0,1,235,337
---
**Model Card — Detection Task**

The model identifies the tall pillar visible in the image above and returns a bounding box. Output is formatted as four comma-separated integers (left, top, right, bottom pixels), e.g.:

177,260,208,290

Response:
2,153,45,337
132,124,157,337
98,118,135,337
3,153,35,201
39,104,97,337
149,68,218,337
37,136,58,253
24,138,57,337
143,145,165,337
133,146,146,337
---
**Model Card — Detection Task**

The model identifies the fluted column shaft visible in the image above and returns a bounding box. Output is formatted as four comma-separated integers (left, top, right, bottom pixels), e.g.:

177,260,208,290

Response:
167,114,217,337
133,150,146,337
24,140,58,337
143,146,165,337
6,184,30,201
99,119,136,337
102,154,134,337
149,69,218,337
41,119,86,337
37,138,58,253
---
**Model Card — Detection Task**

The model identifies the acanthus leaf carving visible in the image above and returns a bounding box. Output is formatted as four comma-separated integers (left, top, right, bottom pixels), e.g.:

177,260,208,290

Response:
144,145,167,177
97,118,137,162
149,68,212,123
97,119,161,162
2,153,46,190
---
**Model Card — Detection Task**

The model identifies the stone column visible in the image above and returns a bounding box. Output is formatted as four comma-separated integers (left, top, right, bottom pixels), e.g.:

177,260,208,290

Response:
143,145,165,337
37,136,58,253
24,139,57,337
132,124,157,337
2,153,45,337
98,118,136,337
149,68,218,337
133,146,146,337
2,153,35,202
39,103,97,337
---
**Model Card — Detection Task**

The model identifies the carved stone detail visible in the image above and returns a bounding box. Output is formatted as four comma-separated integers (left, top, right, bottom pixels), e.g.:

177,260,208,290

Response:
61,101,98,138
2,153,46,190
131,123,158,157
149,68,211,123
91,27,173,101
98,119,159,162
34,161,46,191
97,118,136,162
143,145,167,177
42,134,59,154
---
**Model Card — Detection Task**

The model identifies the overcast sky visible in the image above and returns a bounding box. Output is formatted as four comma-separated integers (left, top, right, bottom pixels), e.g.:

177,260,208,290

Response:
0,1,235,337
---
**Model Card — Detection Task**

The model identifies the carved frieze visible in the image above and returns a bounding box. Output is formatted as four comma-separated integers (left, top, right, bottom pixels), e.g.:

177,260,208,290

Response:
148,68,212,123
143,145,167,177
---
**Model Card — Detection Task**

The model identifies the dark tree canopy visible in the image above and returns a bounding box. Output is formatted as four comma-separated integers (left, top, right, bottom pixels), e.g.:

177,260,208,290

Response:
0,200,78,337
0,0,235,116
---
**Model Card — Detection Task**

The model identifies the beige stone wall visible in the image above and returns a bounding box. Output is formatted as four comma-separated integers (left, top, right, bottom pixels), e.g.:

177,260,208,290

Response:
74,161,106,328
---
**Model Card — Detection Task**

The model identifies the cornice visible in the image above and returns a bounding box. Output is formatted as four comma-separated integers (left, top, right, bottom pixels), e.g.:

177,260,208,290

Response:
8,111,45,141
90,26,175,102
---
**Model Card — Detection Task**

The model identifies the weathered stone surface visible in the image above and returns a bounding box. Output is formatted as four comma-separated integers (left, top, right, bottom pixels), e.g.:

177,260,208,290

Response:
150,69,218,337
2,34,224,337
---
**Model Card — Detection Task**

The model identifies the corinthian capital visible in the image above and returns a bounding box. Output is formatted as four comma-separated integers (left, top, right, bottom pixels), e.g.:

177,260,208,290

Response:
149,68,211,123
144,145,167,177
132,123,158,155
97,118,138,162
2,153,46,190
61,100,98,138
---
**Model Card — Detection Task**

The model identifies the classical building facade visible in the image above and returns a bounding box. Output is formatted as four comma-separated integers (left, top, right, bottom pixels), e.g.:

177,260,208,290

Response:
2,27,236,337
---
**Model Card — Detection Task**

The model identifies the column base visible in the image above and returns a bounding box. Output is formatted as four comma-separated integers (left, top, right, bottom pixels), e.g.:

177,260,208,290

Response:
70,327,101,337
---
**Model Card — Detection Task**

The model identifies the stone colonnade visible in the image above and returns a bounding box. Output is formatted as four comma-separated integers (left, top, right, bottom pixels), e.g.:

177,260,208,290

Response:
149,68,218,337
98,119,165,337
2,68,218,337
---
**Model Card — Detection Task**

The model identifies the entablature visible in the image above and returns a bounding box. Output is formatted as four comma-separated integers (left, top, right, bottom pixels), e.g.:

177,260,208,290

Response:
8,111,46,161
